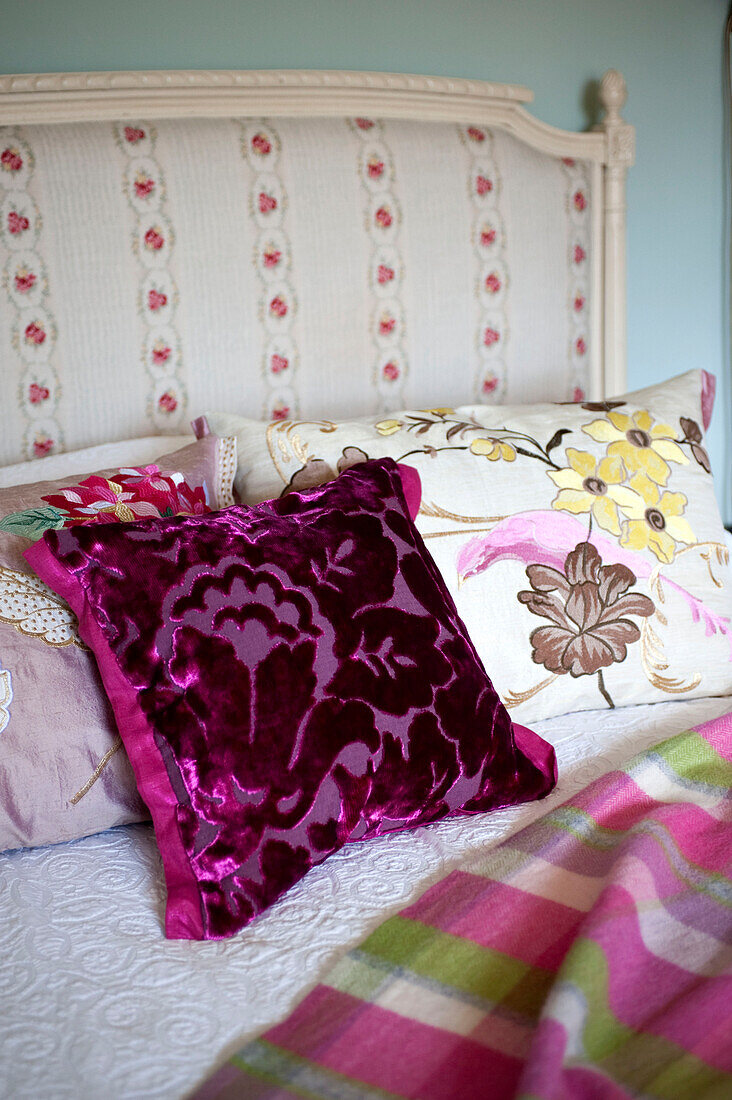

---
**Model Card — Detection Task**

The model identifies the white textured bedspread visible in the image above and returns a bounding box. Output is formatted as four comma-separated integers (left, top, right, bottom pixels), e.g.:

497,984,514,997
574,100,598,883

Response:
2,695,730,1100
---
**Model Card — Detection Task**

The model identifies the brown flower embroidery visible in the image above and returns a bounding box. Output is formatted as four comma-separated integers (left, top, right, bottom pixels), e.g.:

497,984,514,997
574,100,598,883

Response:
518,541,654,708
282,447,369,495
679,417,711,474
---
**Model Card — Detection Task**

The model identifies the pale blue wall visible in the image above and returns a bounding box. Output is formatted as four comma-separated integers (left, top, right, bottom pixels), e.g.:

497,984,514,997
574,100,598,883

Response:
3,0,729,518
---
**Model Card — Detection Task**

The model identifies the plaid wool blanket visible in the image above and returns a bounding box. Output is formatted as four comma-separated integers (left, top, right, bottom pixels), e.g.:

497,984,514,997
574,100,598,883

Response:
197,714,732,1099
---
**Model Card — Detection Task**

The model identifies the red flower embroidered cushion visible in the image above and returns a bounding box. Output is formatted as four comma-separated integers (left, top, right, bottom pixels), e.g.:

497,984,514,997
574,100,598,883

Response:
202,369,732,721
0,434,236,851
27,459,557,940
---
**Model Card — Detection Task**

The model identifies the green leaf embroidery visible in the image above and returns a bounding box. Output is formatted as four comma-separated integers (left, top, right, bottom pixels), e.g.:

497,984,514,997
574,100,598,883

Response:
0,506,66,541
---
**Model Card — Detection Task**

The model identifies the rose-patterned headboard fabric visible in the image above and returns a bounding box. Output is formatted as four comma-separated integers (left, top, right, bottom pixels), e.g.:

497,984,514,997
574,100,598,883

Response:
0,69,634,467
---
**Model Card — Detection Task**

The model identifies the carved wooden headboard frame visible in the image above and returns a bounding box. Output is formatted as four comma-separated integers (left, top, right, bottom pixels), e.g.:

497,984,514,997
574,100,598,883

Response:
0,67,634,398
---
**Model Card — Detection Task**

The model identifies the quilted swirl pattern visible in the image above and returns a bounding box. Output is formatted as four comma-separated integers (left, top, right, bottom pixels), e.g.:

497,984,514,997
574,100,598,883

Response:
27,459,556,939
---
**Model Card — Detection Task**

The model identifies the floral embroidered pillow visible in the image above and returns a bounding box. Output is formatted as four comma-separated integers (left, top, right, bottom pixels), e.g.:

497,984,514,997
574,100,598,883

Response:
202,369,732,721
0,434,236,852
26,459,557,939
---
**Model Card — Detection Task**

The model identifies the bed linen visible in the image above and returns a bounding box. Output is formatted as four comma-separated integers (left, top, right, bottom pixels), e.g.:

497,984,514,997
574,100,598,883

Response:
1,694,730,1100
205,712,731,1100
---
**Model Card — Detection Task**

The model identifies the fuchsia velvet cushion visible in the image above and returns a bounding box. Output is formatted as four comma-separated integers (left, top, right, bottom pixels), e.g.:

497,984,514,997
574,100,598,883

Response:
27,458,556,940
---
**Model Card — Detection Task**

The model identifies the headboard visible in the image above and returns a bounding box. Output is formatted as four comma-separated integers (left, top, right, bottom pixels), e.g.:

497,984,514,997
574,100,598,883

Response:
0,68,634,467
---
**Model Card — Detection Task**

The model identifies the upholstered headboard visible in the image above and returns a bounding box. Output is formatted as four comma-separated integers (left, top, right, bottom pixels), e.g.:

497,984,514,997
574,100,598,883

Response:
0,69,633,466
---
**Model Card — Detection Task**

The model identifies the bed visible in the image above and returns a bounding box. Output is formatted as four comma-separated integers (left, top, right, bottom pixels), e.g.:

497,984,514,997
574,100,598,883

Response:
0,68,730,1100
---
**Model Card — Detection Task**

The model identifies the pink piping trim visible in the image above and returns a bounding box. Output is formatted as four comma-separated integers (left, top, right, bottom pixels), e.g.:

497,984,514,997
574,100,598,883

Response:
701,371,716,432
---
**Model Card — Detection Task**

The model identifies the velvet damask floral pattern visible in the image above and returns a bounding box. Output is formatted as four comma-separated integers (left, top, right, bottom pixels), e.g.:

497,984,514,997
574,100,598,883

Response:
27,459,557,940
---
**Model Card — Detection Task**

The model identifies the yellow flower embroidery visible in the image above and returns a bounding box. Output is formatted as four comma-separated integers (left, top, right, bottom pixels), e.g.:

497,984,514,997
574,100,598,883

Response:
618,472,696,564
375,419,402,436
469,438,516,462
582,409,687,486
420,407,454,416
548,450,643,536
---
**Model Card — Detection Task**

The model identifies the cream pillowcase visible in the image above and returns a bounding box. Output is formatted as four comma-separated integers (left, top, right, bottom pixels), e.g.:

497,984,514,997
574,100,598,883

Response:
202,370,732,722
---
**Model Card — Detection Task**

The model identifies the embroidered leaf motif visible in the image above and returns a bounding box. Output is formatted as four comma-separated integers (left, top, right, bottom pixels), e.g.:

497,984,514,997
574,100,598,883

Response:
545,428,571,456
0,566,83,647
0,506,65,541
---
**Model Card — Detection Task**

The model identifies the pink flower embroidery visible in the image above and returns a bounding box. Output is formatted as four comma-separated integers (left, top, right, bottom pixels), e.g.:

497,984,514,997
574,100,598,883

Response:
272,404,290,421
42,467,209,524
375,205,393,229
574,244,586,265
476,175,493,196
356,118,375,130
574,294,585,312
484,272,501,294
251,133,272,156
144,227,164,251
14,269,36,294
7,210,29,235
24,321,46,345
158,391,178,414
467,127,486,143
367,157,385,179
480,225,496,247
259,191,277,214
263,246,282,268
482,376,498,395
382,361,399,381
270,353,289,374
379,314,396,336
573,386,586,402
28,382,49,405
1,147,22,172
575,336,587,356
377,264,395,285
269,295,287,318
134,173,156,198
573,190,587,212
152,341,172,364
562,157,576,167
33,434,53,458
483,326,500,348
124,126,146,144
148,288,167,311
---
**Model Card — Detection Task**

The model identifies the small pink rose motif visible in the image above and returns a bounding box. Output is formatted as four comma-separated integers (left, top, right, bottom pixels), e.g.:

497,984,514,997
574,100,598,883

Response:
562,157,576,167
263,246,282,268
367,156,385,179
480,225,496,247
144,226,164,251
1,147,22,172
356,118,375,130
375,205,393,229
484,272,501,295
467,127,486,143
573,386,586,402
124,126,146,144
573,244,586,265
33,434,53,458
259,191,277,214
251,132,272,156
482,376,498,394
14,269,36,294
148,288,168,312
483,326,500,348
573,190,587,212
272,404,290,421
382,361,399,381
158,390,178,414
134,173,156,198
7,210,30,235
24,321,46,345
269,295,287,318
28,382,50,405
476,175,493,196
152,341,172,364
377,264,395,285
270,353,289,374
575,336,587,356
379,314,396,336
574,294,585,312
